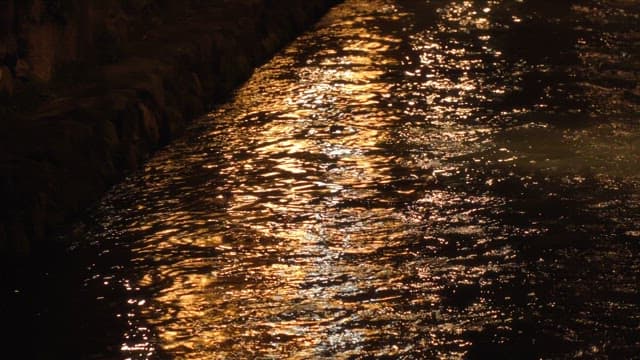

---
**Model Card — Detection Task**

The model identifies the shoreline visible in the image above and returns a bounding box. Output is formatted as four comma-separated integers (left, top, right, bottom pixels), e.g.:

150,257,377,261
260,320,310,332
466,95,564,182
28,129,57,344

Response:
0,0,341,255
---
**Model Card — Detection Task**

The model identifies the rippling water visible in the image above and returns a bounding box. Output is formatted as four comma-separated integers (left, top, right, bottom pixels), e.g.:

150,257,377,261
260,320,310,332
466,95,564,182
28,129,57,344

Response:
5,0,640,358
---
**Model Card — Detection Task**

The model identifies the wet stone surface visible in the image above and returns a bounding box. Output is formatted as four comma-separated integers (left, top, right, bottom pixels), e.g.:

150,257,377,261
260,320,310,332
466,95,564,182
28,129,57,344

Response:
3,0,640,359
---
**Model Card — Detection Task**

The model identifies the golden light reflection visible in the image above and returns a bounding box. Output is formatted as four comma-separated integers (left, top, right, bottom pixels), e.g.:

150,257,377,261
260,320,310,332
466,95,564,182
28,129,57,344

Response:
122,1,429,357
108,0,640,358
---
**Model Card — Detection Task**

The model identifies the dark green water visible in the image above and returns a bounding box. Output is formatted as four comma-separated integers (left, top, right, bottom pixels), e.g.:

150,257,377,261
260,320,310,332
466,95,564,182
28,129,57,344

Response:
4,0,640,358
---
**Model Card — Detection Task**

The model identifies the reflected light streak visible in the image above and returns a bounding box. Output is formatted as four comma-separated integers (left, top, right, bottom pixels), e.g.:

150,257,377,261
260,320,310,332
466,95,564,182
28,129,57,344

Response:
87,0,640,358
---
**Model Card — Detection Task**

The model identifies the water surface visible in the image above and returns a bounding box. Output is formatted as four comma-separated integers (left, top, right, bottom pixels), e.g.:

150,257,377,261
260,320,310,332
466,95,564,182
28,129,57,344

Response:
5,0,640,358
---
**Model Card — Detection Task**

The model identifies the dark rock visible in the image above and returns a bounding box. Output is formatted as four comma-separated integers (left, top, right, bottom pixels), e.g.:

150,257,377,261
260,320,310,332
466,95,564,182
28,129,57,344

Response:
0,66,13,95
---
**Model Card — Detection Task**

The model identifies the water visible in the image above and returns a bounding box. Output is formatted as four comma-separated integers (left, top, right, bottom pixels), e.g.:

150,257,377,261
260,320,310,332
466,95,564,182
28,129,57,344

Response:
4,0,640,358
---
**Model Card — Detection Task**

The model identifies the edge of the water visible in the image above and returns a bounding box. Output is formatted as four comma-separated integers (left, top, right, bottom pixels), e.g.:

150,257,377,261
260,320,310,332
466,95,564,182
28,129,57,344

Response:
0,0,343,255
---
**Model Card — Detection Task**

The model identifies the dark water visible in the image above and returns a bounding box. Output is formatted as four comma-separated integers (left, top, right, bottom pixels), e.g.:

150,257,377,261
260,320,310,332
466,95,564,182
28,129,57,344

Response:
4,0,640,358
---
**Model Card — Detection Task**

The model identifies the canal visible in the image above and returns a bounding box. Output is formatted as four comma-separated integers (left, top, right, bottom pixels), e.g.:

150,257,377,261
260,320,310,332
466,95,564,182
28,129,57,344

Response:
4,0,640,358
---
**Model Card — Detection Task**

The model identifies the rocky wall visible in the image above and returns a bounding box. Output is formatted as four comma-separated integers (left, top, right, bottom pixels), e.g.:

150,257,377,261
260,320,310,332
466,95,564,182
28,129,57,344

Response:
0,0,341,255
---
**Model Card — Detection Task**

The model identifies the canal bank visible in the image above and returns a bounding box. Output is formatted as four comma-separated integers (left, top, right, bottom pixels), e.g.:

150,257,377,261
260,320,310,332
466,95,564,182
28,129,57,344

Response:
0,0,342,255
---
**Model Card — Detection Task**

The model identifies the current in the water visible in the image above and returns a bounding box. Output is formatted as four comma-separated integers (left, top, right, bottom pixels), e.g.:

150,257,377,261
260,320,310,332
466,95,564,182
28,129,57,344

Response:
4,0,640,359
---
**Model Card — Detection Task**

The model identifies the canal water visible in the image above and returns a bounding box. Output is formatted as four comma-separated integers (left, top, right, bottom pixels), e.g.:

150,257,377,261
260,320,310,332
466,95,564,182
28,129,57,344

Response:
4,0,640,358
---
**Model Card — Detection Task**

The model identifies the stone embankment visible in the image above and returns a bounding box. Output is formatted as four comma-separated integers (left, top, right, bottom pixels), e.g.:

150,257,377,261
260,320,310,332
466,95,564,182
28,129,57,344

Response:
0,0,341,254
